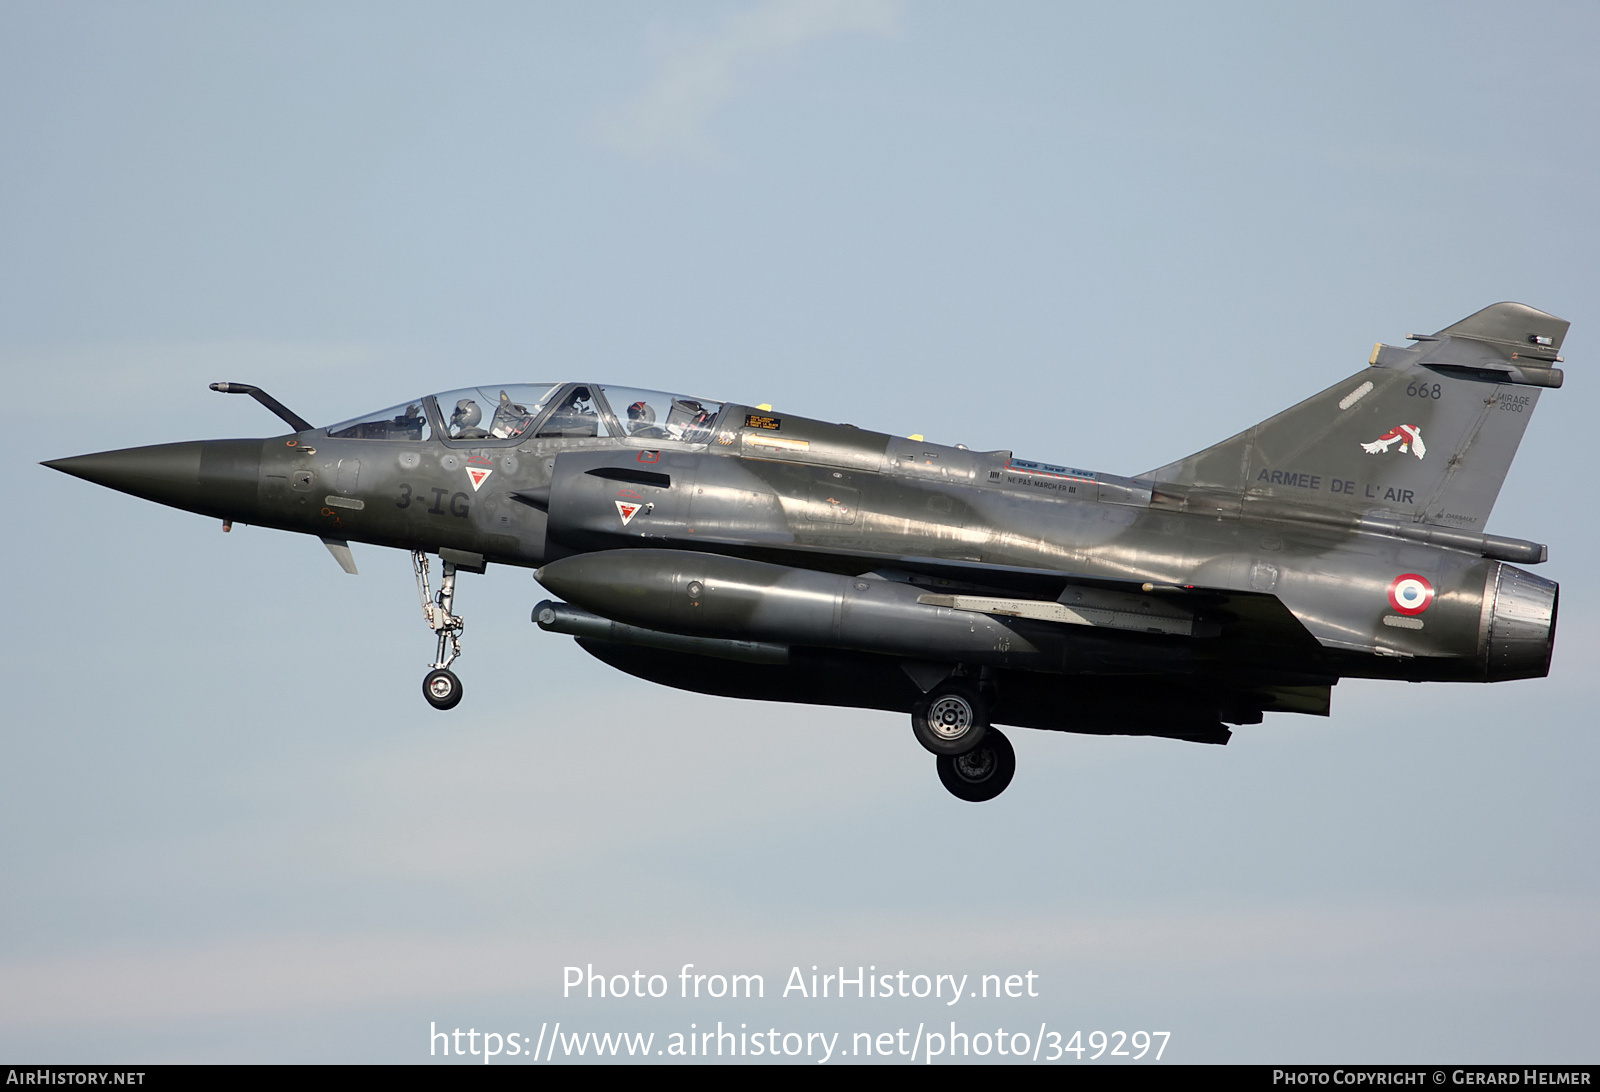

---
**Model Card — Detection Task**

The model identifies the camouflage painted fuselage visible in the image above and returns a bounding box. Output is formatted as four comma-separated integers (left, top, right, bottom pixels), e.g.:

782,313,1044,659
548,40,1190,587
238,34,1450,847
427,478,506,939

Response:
46,303,1563,745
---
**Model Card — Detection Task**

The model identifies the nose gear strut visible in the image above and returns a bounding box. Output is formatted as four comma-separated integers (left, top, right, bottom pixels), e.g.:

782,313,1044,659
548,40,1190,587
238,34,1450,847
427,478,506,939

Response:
412,550,465,709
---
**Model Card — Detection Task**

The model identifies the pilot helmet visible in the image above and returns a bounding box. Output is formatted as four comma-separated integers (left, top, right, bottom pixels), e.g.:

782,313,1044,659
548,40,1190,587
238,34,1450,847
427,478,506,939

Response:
452,399,482,429
628,401,656,425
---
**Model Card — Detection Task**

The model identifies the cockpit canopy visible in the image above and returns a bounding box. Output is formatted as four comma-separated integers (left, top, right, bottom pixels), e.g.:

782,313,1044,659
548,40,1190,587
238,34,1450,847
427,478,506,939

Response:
437,384,559,441
326,383,724,445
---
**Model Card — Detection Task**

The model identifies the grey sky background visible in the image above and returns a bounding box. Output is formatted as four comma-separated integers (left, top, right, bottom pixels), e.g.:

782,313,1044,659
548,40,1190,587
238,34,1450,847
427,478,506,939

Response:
2,1,1597,1063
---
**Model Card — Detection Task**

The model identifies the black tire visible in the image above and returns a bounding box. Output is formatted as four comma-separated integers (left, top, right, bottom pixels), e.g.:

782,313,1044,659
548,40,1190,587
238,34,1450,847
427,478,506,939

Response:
911,683,988,756
423,668,463,710
936,726,1016,802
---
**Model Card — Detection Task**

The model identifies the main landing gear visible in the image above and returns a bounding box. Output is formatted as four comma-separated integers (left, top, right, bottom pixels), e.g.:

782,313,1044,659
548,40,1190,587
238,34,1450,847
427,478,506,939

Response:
911,679,1016,802
936,727,1016,803
911,682,988,756
413,550,465,710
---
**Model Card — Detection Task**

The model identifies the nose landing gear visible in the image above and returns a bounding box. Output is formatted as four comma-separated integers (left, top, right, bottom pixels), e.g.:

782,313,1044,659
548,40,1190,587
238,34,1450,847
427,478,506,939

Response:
413,550,465,710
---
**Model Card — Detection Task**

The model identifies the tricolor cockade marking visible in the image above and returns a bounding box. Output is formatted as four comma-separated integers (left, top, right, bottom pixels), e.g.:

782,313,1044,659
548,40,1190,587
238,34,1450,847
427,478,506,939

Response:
1387,574,1434,616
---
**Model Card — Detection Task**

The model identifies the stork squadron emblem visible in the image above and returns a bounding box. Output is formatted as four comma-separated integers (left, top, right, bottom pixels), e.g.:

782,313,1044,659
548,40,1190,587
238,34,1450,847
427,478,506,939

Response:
1361,424,1426,460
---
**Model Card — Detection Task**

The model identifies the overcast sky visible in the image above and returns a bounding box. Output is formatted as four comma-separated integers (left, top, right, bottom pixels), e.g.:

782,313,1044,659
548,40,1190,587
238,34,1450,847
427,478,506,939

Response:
3,0,1598,1064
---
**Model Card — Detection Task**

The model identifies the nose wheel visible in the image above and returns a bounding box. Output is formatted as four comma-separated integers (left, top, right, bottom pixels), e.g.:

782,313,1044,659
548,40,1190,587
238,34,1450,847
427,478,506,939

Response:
423,667,463,710
413,550,467,710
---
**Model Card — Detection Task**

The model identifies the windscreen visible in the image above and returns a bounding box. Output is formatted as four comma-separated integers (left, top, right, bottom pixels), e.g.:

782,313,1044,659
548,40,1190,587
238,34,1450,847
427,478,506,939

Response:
327,400,432,441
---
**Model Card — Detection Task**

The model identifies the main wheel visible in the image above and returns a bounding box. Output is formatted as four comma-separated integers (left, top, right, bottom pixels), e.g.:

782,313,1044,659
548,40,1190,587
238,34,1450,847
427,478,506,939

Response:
936,726,1016,802
423,668,463,710
911,683,988,756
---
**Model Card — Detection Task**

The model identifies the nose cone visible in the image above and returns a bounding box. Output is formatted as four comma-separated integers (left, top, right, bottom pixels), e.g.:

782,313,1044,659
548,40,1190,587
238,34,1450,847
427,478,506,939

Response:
44,439,263,518
44,442,206,510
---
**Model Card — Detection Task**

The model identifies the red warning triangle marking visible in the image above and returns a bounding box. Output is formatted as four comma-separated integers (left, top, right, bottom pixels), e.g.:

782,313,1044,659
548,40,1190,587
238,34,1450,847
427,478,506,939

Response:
615,501,642,525
466,467,493,491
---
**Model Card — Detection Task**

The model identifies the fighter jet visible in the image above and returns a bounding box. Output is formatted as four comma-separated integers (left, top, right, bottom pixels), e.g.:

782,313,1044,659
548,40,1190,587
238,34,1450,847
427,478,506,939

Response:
44,302,1563,801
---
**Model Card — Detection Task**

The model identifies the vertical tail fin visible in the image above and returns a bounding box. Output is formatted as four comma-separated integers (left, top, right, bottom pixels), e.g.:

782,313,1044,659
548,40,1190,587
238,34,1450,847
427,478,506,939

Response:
1146,303,1567,533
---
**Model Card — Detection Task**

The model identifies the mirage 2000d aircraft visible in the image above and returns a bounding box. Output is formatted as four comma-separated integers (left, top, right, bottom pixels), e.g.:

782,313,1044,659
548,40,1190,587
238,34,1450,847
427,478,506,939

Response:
45,303,1563,802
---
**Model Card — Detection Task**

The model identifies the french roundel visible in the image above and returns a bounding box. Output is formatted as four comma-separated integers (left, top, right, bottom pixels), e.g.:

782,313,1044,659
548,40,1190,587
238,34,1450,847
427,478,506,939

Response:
1387,573,1435,616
